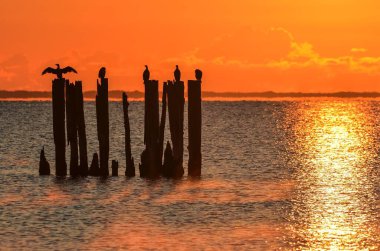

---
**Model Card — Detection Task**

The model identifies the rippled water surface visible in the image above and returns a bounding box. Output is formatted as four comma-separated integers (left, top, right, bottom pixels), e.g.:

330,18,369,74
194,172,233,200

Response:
1,100,380,250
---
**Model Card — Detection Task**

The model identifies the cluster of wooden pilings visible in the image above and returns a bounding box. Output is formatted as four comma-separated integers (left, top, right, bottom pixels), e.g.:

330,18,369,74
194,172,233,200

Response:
40,69,202,179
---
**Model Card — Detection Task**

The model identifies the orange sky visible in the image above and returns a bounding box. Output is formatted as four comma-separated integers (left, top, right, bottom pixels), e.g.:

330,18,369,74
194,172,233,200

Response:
1,0,380,92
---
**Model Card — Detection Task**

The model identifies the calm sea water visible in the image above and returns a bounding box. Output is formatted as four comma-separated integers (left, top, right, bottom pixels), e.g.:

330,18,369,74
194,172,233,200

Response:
1,100,380,250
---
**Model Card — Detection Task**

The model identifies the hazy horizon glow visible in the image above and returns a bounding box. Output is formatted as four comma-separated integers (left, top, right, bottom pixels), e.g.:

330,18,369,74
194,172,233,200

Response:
1,0,380,92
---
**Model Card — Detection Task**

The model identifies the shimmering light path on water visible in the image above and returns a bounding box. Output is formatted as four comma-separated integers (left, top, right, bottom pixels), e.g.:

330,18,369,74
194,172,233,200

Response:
0,100,380,250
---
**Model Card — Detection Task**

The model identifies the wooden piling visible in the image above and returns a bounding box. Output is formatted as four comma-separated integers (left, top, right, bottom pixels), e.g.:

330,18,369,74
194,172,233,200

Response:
188,80,202,177
88,153,100,176
75,81,88,176
158,83,168,174
112,160,119,176
52,78,67,176
39,147,50,175
96,77,109,177
167,80,184,178
140,80,160,178
123,92,135,177
66,82,79,177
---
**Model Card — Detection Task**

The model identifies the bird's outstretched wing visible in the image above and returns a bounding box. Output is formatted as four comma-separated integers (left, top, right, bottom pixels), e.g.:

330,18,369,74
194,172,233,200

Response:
42,67,57,75
62,66,78,74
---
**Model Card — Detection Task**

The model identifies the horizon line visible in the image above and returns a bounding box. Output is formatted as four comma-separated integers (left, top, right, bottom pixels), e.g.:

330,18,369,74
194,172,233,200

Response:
3,90,380,99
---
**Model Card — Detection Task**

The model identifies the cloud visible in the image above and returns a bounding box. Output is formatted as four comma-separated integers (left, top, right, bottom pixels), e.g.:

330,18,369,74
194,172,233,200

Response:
163,48,205,66
351,48,367,53
0,54,33,90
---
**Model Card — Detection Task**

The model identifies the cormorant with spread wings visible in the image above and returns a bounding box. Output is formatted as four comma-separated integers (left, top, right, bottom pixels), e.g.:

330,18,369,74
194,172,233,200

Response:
143,65,150,83
42,64,77,79
174,65,181,82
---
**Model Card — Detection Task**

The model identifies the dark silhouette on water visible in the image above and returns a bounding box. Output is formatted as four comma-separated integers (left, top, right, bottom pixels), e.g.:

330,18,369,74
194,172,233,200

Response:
140,79,160,178
162,141,174,177
123,92,135,177
158,82,168,174
40,65,203,179
39,147,50,175
88,153,100,176
188,72,202,177
174,65,181,82
52,78,67,176
75,81,88,176
66,82,79,177
42,64,77,79
65,80,88,177
96,67,110,177
112,160,119,176
195,69,202,81
165,79,185,178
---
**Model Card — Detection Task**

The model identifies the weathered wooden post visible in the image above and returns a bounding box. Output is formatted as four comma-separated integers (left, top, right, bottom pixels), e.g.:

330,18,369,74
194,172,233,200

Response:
66,82,79,177
52,78,67,176
167,80,185,178
75,81,88,176
123,92,135,177
88,153,100,176
96,73,109,177
188,79,202,177
112,160,119,176
158,83,168,175
39,147,50,175
140,80,160,178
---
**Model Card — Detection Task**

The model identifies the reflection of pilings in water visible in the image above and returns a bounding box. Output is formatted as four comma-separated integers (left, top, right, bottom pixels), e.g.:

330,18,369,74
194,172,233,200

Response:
66,81,79,177
75,81,88,176
167,80,184,178
158,83,168,175
39,147,50,175
123,92,135,177
96,77,109,177
140,80,160,178
188,80,202,177
52,78,67,176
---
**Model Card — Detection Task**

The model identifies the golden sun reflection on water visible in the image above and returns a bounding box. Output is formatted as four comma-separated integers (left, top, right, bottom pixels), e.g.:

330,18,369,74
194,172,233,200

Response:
288,102,379,250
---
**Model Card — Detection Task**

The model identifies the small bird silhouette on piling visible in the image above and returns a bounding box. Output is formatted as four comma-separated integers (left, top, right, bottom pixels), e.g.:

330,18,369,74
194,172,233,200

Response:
42,64,77,79
143,65,150,83
98,67,106,79
174,65,181,82
195,69,202,81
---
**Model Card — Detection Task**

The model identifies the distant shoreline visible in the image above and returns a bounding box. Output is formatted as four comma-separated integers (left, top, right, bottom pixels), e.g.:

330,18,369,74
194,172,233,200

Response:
2,90,380,100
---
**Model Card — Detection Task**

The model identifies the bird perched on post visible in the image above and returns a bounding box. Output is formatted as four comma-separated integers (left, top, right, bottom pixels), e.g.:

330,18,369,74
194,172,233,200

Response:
174,65,181,82
98,67,106,80
143,65,150,83
195,69,202,81
42,64,77,79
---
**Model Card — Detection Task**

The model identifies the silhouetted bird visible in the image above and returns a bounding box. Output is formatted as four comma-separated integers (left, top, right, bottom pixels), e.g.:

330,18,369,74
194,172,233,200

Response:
195,69,202,81
42,64,77,79
174,65,181,82
143,65,150,83
98,67,106,79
